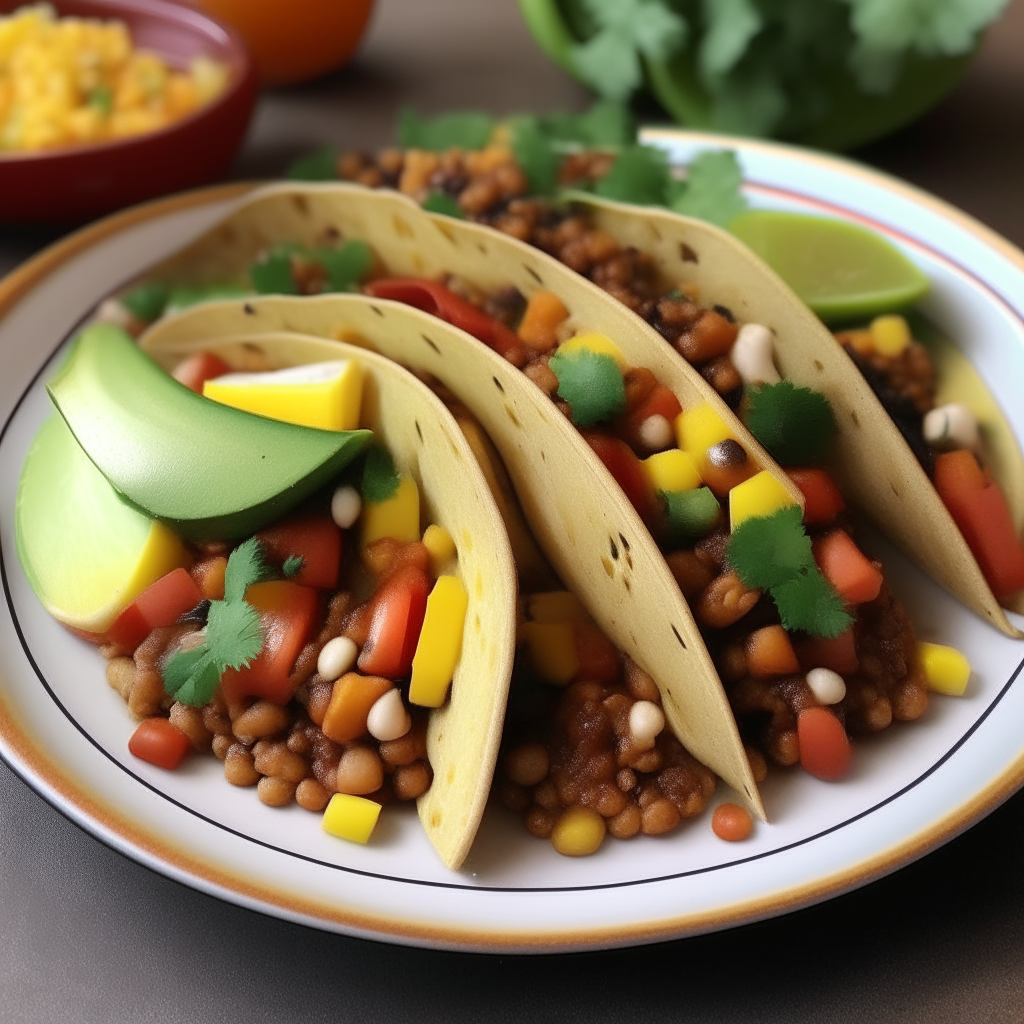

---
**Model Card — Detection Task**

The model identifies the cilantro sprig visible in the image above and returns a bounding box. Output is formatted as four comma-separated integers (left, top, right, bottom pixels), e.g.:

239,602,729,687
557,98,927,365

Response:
548,347,626,427
728,506,852,639
745,381,836,467
161,538,273,707
361,445,401,504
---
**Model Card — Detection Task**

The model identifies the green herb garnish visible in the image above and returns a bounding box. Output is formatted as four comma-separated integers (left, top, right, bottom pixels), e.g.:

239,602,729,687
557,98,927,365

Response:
592,144,672,207
287,145,339,181
397,107,494,152
282,554,305,579
538,101,635,148
662,486,721,542
728,505,852,639
316,240,373,291
121,282,169,323
509,117,561,197
668,150,749,228
249,244,300,295
87,85,113,117
422,192,466,219
162,538,273,707
361,445,401,503
745,381,836,467
548,347,626,427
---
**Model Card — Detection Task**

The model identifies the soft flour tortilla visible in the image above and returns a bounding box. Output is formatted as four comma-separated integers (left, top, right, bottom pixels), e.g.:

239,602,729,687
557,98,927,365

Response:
145,326,517,872
571,194,1024,636
142,296,770,817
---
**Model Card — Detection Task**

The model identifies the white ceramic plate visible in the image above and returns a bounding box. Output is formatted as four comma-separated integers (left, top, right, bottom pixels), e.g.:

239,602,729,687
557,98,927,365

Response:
2,136,1024,954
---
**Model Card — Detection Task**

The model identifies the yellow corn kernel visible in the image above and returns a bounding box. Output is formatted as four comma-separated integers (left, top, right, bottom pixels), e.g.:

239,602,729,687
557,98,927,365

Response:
527,591,588,624
869,315,911,357
919,642,971,696
409,576,469,708
729,471,799,530
551,806,606,857
203,360,363,431
422,524,457,574
520,621,578,684
643,448,701,494
675,404,735,470
360,474,420,547
557,332,628,370
322,793,381,844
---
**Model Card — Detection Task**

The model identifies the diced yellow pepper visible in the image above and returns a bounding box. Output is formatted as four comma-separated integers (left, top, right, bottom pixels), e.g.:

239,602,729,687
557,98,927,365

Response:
322,793,381,844
360,474,420,547
527,591,589,624
409,575,469,707
869,315,911,357
729,471,798,530
203,360,363,431
557,332,628,370
919,642,971,696
675,404,735,470
643,448,701,494
520,621,578,684
422,523,457,574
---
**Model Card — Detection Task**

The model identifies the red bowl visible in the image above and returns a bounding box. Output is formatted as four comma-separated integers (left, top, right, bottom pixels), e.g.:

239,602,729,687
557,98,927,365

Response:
0,0,257,224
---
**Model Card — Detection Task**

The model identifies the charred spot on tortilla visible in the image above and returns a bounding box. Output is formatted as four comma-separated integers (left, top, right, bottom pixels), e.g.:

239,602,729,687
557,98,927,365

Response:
851,409,860,427
292,194,309,216
525,265,544,286
672,625,686,650
415,420,423,443
619,533,630,552
680,243,698,263
243,303,255,315
602,556,614,577
323,225,340,242
493,376,504,393
371,305,384,316
504,404,521,427
422,333,441,355
713,304,736,323
814,359,824,371
610,536,619,560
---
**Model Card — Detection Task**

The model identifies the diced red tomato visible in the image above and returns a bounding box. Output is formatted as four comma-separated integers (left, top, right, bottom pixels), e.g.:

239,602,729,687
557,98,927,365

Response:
220,581,319,705
364,278,528,365
788,467,846,527
798,707,851,781
572,622,620,684
582,430,655,524
813,530,883,605
172,351,232,394
619,384,683,448
256,512,341,590
796,628,858,676
356,565,430,679
129,717,191,770
107,568,203,652
934,449,1024,599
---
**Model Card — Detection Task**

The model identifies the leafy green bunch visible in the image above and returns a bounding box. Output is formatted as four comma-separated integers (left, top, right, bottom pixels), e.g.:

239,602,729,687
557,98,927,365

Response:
728,505,852,638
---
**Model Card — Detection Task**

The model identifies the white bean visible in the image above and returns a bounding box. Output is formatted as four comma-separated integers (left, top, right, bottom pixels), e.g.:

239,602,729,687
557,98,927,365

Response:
628,700,665,750
731,323,781,386
923,403,980,453
331,485,362,529
637,414,674,452
806,667,846,705
366,688,411,742
317,636,358,682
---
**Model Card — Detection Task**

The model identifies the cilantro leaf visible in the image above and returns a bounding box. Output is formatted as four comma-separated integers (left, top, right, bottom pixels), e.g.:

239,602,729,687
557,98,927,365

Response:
282,554,305,578
206,599,264,671
362,445,401,503
422,192,465,218
510,117,561,197
548,347,626,427
593,144,672,206
88,85,113,117
316,240,373,291
397,107,494,151
668,149,748,228
250,245,300,295
697,0,763,81
223,537,272,604
772,570,853,639
287,145,339,181
727,505,813,591
121,282,169,323
163,644,222,708
745,381,836,467
539,101,635,147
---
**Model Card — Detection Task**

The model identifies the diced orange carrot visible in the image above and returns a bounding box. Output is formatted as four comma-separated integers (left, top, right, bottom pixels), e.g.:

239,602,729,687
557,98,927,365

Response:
321,672,393,743
744,625,800,678
787,467,846,527
700,458,756,500
798,707,851,781
796,629,858,675
191,556,227,601
129,717,191,770
813,530,883,605
517,290,570,352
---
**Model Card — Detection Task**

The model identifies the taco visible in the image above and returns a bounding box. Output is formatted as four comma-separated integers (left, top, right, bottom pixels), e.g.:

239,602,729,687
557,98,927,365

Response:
15,316,517,870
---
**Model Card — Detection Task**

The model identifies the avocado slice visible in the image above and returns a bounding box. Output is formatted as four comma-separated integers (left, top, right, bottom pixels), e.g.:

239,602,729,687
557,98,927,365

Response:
16,415,191,633
47,324,372,541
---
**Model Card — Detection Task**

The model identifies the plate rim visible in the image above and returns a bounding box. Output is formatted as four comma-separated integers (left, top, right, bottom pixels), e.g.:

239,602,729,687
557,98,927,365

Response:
3,139,1024,952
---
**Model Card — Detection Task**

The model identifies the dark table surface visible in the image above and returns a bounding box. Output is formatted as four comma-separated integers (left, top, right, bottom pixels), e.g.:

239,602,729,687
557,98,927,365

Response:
3,1,1024,1020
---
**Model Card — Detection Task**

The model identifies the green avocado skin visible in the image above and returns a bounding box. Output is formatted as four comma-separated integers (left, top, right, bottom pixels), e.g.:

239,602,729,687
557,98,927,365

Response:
47,323,372,541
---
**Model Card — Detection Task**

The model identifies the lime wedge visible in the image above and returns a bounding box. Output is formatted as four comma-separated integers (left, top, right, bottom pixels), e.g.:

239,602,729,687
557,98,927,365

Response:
729,210,930,324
